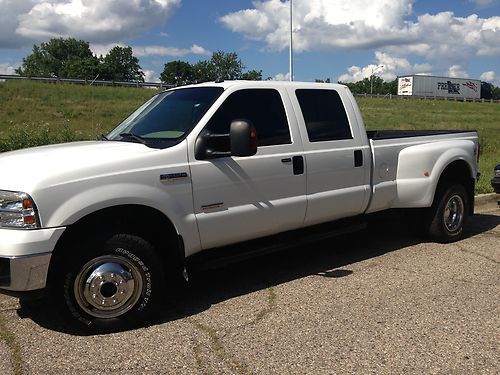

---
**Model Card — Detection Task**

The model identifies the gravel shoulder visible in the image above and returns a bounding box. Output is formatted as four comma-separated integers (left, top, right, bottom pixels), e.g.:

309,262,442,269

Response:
0,199,498,374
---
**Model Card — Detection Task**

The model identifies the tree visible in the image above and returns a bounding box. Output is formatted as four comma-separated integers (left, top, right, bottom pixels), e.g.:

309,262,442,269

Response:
338,77,397,95
210,51,243,81
100,46,144,82
16,38,99,79
160,60,194,85
191,60,214,83
241,69,262,81
159,51,262,85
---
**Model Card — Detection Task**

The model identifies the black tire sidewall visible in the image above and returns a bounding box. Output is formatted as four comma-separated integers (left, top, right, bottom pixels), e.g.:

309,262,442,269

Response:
429,184,468,242
61,234,163,331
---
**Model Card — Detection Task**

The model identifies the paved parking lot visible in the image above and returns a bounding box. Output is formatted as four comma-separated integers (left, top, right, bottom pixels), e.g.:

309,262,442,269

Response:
0,198,498,374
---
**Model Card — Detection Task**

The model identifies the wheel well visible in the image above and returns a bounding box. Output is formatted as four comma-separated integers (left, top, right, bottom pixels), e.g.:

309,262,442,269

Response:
49,205,185,285
436,160,475,214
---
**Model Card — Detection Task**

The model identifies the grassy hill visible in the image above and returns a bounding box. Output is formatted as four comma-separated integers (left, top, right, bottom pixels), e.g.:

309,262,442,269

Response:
0,80,498,193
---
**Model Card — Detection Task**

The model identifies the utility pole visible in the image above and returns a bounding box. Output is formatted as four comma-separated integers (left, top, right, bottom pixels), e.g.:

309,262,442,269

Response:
289,0,293,81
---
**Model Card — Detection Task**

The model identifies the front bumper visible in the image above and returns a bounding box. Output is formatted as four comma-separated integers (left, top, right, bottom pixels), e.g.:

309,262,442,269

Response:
0,253,52,291
0,227,65,292
492,176,500,194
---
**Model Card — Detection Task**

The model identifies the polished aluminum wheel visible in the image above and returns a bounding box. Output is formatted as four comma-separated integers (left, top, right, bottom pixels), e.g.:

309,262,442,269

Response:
74,255,143,319
443,194,464,232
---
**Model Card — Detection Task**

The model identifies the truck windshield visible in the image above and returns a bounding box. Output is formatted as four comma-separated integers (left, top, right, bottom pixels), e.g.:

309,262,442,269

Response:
107,87,224,147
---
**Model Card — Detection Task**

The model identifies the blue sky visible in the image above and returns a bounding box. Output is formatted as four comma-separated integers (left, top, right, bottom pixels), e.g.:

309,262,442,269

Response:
0,0,499,84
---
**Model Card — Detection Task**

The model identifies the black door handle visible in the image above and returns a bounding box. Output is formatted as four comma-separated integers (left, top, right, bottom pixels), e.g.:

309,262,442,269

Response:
293,156,304,175
354,150,363,167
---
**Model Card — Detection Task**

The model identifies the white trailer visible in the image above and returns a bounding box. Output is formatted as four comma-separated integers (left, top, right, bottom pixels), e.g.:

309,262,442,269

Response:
398,75,481,99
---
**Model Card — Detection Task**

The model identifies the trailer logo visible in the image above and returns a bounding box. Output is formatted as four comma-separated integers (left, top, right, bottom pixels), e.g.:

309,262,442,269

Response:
437,81,461,95
400,78,412,89
462,81,478,92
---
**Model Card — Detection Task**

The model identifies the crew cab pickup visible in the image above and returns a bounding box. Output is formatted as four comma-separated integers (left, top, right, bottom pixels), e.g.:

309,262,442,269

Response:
0,81,479,330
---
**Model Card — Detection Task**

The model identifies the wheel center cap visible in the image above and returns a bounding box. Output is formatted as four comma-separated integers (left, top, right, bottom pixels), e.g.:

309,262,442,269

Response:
100,281,118,298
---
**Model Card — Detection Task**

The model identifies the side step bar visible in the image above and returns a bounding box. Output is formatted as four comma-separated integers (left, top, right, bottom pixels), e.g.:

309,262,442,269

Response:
188,217,368,271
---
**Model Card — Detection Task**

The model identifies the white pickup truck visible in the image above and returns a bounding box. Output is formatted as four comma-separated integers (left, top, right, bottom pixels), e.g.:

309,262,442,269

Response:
0,81,479,330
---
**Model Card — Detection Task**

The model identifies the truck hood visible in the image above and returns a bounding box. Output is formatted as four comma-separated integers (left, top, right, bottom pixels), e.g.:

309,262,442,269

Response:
0,141,158,193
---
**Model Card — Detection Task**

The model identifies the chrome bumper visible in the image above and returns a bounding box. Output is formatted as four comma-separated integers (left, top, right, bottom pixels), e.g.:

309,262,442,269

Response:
0,253,52,291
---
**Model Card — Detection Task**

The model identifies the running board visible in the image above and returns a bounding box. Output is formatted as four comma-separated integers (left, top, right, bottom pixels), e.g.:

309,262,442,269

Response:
188,217,367,271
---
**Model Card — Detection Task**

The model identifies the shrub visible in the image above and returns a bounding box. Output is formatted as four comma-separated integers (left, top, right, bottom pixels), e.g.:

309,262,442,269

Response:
0,124,82,152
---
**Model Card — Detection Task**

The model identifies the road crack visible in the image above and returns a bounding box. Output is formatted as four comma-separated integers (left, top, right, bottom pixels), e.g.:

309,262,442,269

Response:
455,243,499,265
189,318,251,374
187,285,277,375
0,313,24,375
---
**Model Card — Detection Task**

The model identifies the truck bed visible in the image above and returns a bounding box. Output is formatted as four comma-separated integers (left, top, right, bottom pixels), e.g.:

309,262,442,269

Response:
366,129,476,140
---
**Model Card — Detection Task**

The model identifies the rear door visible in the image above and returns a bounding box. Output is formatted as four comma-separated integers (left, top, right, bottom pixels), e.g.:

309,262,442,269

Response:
189,87,307,249
291,88,371,226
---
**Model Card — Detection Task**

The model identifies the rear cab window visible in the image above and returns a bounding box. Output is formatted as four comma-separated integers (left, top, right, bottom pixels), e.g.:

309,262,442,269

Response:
295,89,352,142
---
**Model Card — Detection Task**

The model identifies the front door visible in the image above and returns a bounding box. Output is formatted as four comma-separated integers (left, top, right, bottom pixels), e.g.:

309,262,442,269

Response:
189,88,306,249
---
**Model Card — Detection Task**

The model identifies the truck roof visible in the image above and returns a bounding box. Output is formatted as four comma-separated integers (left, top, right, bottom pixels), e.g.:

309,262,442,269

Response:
169,80,348,91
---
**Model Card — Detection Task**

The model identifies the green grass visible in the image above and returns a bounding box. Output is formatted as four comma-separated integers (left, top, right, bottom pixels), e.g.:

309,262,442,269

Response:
357,97,500,193
0,80,498,193
0,80,155,141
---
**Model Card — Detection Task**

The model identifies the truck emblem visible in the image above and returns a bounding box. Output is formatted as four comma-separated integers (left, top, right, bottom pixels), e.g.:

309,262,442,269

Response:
201,202,224,211
160,172,188,181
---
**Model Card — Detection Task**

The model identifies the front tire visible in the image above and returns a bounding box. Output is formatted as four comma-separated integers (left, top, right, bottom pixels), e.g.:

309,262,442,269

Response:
59,234,164,332
427,183,469,243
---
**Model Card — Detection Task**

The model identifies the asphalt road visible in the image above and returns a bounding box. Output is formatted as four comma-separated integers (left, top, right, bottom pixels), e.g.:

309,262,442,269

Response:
0,199,498,374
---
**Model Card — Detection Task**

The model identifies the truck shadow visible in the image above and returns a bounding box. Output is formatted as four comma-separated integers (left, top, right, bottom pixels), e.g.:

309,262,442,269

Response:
17,212,499,335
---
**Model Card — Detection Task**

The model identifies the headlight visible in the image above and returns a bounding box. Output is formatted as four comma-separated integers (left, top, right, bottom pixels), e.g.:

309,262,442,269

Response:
0,190,40,229
495,169,500,177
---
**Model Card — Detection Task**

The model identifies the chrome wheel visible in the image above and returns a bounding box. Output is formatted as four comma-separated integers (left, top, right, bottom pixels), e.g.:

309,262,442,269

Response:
443,194,464,232
74,255,143,319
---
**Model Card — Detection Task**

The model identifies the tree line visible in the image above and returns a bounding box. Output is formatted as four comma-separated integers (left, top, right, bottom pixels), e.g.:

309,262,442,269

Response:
15,37,262,84
16,38,144,82
14,37,500,98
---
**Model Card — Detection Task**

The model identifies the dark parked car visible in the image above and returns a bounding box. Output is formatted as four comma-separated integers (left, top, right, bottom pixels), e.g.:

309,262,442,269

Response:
492,164,500,193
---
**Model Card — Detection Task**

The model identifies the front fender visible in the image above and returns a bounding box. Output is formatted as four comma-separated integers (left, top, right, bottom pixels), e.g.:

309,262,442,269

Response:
35,179,200,254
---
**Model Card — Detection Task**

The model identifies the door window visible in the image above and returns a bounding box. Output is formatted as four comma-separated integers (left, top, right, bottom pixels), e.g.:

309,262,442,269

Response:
205,89,291,148
295,89,352,142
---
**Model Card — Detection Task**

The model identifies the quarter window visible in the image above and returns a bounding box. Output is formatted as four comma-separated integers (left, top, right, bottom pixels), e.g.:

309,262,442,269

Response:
295,89,352,142
205,89,291,147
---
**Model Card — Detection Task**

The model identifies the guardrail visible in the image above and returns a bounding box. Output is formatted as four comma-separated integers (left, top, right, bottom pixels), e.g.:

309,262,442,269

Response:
353,92,499,103
0,74,171,89
1,74,498,103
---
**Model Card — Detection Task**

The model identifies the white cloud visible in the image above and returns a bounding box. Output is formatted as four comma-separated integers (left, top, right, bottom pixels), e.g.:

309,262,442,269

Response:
469,0,494,7
221,1,500,72
90,43,126,57
338,51,432,82
143,70,160,83
0,0,181,48
90,43,210,59
447,65,469,78
133,44,211,57
221,0,415,52
0,62,19,75
480,70,499,86
271,72,291,81
480,70,495,81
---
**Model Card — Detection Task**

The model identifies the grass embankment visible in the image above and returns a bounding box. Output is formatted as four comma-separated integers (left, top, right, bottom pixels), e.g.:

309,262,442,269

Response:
0,80,498,193
357,97,499,193
0,80,154,147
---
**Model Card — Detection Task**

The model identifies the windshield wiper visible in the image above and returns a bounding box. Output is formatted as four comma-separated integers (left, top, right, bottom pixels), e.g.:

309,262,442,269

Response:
119,132,147,144
99,134,109,141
